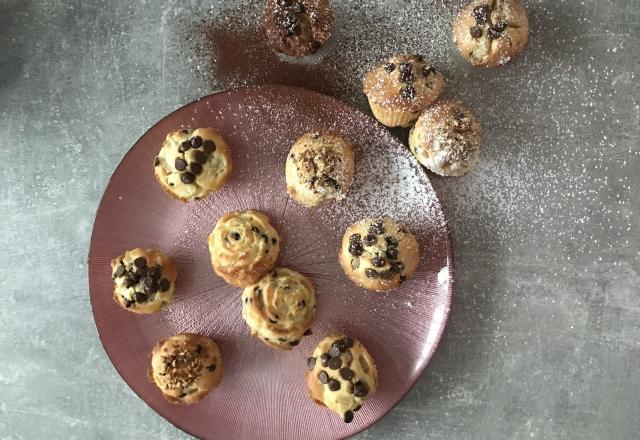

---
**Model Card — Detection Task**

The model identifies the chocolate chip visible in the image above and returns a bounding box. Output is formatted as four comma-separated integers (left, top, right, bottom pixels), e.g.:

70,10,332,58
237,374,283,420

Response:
318,371,329,384
473,4,490,24
400,85,417,100
400,275,407,283
159,278,170,292
371,256,386,268
391,261,405,274
344,410,354,423
174,158,187,171
125,299,134,308
289,340,300,347
320,353,330,367
488,27,503,39
196,344,202,354
353,380,370,398
261,234,268,242
328,357,342,370
385,236,399,246
202,140,216,154
470,26,483,38
353,404,362,412
363,234,377,246
188,163,202,176
179,140,191,153
133,292,149,303
380,270,394,280
144,281,158,294
133,257,146,269
368,221,385,236
359,354,370,373
329,346,342,358
494,20,508,32
399,61,412,76
339,368,355,381
181,172,195,184
332,339,347,352
114,265,126,277
190,136,203,148
207,364,216,372
193,150,208,165
348,241,364,257
291,2,305,13
136,265,148,277
148,266,162,280
349,234,362,244
271,238,277,245
386,246,399,260
307,357,316,370
328,379,341,391
124,277,136,288
153,157,160,166
231,232,241,240
384,63,396,73
365,268,378,279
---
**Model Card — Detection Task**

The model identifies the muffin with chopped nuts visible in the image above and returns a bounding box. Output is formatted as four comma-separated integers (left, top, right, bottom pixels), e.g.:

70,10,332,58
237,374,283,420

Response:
264,0,334,57
148,333,223,405
339,218,420,292
363,54,445,128
286,131,355,207
409,100,482,176
453,0,529,67
306,334,377,423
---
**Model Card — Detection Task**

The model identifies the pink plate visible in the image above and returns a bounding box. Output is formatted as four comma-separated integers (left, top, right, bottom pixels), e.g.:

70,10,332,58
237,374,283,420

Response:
88,85,453,440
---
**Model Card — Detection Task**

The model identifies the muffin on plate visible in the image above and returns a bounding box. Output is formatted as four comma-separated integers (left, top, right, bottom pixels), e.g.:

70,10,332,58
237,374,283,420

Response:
208,210,281,287
306,334,377,423
242,267,316,350
154,128,232,202
110,248,176,314
363,54,445,128
339,218,420,292
264,0,334,57
148,333,223,405
408,100,482,176
286,132,355,207
453,0,529,68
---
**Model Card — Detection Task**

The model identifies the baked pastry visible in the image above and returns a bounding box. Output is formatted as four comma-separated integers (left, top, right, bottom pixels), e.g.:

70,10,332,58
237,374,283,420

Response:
453,0,529,68
110,248,176,314
339,218,419,291
285,132,355,207
148,333,223,405
363,54,445,128
264,0,334,57
208,210,281,287
408,100,482,176
154,128,232,202
242,268,316,350
306,334,377,423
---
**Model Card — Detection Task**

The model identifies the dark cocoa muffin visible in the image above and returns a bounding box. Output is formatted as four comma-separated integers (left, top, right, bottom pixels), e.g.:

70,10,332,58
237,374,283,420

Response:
263,0,334,57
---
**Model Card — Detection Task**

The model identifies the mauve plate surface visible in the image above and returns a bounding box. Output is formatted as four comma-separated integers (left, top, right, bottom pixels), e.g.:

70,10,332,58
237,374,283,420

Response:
88,85,453,440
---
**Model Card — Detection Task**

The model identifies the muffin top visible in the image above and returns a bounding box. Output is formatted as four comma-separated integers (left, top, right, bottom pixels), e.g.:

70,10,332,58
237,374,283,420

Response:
363,54,445,112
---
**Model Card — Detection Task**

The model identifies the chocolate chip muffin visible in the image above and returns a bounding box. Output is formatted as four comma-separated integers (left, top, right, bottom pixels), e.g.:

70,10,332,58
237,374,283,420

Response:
264,0,334,57
363,54,445,128
285,132,355,207
242,268,316,350
339,218,419,292
453,0,529,67
306,334,377,423
154,128,232,202
208,210,281,287
111,248,177,314
408,100,482,176
148,333,223,405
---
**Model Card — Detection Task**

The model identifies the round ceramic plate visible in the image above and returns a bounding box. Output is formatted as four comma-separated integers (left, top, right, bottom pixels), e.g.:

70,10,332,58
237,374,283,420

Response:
88,85,453,440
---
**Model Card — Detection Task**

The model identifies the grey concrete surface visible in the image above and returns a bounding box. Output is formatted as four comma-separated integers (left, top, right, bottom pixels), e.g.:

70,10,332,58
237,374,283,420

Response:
1,0,638,439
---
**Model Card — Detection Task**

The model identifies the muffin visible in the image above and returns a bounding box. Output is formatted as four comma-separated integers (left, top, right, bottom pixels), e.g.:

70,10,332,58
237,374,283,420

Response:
306,334,377,423
208,210,281,287
264,0,334,57
286,132,355,207
453,0,529,67
339,218,419,291
242,268,316,350
110,248,176,314
154,128,232,202
363,54,445,128
148,333,223,405
408,100,482,176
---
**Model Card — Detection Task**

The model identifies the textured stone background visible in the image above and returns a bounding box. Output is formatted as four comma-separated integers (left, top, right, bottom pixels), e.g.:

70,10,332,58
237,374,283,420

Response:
0,0,638,439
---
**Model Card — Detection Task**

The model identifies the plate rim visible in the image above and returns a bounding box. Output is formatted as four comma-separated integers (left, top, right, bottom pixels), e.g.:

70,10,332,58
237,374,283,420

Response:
87,84,455,440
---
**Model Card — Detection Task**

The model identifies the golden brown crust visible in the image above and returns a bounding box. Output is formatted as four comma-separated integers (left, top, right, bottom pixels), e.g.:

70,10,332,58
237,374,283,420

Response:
363,54,445,127
110,248,177,314
263,0,334,57
242,268,316,350
408,99,482,177
338,218,419,292
453,0,529,68
208,210,281,287
285,132,355,207
305,333,377,423
148,333,223,405
154,128,233,202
